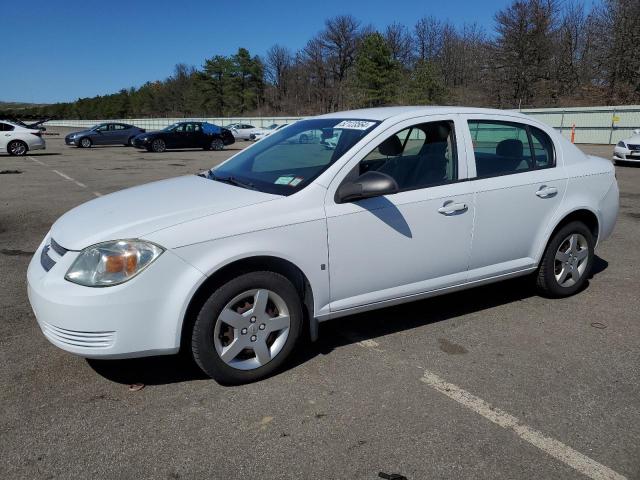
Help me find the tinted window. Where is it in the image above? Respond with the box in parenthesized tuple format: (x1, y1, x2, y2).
(113, 124, 126, 130)
(468, 120, 555, 177)
(529, 126, 554, 168)
(95, 124, 109, 132)
(0, 123, 15, 131)
(359, 121, 458, 191)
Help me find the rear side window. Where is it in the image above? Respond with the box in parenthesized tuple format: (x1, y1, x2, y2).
(468, 120, 555, 177)
(0, 123, 15, 132)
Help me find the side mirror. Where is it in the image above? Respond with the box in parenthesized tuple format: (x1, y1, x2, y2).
(634, 129, 640, 135)
(336, 171, 399, 203)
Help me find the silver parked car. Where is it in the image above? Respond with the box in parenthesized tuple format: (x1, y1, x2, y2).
(65, 123, 146, 148)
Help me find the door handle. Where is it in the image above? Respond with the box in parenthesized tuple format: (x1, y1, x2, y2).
(438, 201, 468, 215)
(536, 185, 558, 198)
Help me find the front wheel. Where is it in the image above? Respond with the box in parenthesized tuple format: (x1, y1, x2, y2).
(79, 137, 92, 148)
(536, 221, 594, 297)
(191, 271, 303, 384)
(150, 138, 166, 153)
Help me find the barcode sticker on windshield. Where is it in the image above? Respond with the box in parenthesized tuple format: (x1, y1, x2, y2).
(334, 120, 376, 130)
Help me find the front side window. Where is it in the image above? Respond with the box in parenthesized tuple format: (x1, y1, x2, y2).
(358, 120, 458, 191)
(94, 124, 109, 132)
(210, 118, 379, 195)
(468, 120, 555, 177)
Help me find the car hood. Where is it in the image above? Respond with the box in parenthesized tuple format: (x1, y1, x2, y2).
(623, 135, 640, 145)
(50, 175, 279, 250)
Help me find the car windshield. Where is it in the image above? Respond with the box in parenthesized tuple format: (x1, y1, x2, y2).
(208, 118, 379, 195)
(163, 123, 179, 132)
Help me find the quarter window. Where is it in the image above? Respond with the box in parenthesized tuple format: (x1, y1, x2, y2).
(359, 121, 458, 191)
(468, 120, 555, 177)
(0, 123, 15, 131)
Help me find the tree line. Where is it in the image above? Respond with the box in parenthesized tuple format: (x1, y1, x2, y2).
(5, 0, 639, 120)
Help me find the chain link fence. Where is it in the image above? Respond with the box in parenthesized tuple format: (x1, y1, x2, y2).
(42, 106, 640, 144)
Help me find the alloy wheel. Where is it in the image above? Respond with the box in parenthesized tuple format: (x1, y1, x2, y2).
(554, 233, 589, 287)
(9, 142, 27, 155)
(211, 139, 224, 151)
(213, 289, 291, 370)
(152, 139, 166, 152)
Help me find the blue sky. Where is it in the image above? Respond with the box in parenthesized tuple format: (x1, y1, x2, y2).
(2, 0, 517, 103)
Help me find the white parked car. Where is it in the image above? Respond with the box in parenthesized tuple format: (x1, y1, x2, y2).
(227, 123, 258, 140)
(0, 120, 46, 156)
(613, 129, 640, 164)
(28, 107, 618, 384)
(251, 124, 288, 141)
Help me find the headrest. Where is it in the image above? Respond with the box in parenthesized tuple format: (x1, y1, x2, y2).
(378, 135, 403, 157)
(496, 139, 523, 158)
(424, 123, 451, 143)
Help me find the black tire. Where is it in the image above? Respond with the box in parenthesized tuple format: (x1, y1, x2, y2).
(7, 140, 28, 156)
(191, 271, 303, 384)
(150, 138, 166, 153)
(208, 138, 224, 151)
(536, 221, 594, 298)
(126, 136, 135, 147)
(79, 137, 92, 148)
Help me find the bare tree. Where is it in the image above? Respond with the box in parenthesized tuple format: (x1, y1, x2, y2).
(384, 22, 413, 67)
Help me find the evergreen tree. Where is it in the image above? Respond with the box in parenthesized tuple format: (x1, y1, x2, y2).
(352, 33, 400, 107)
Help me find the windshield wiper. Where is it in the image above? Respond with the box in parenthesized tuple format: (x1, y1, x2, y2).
(205, 172, 258, 191)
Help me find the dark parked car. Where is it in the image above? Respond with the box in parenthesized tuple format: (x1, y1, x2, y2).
(132, 122, 235, 152)
(65, 123, 146, 148)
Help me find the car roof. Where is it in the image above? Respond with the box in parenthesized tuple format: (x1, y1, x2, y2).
(316, 106, 532, 122)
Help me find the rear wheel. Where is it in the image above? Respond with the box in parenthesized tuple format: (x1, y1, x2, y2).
(79, 137, 92, 148)
(191, 271, 303, 384)
(7, 140, 28, 156)
(536, 221, 594, 297)
(126, 136, 135, 146)
(151, 138, 166, 153)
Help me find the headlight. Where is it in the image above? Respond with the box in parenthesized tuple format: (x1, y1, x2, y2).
(617, 141, 626, 148)
(65, 240, 164, 287)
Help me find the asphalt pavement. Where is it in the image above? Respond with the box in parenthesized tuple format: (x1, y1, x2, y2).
(0, 129, 638, 479)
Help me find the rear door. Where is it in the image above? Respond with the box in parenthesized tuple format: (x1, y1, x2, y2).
(461, 115, 567, 280)
(112, 124, 129, 144)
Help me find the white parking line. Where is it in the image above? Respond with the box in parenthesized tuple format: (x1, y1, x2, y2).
(420, 370, 627, 480)
(28, 156, 48, 167)
(29, 156, 101, 197)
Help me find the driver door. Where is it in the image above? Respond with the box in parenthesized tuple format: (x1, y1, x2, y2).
(325, 116, 475, 312)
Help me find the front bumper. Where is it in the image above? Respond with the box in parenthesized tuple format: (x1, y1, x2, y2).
(613, 147, 640, 162)
(65, 137, 79, 146)
(27, 235, 205, 359)
(132, 138, 151, 149)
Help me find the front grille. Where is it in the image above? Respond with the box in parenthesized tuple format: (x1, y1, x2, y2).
(40, 237, 68, 272)
(41, 321, 115, 348)
(627, 143, 640, 150)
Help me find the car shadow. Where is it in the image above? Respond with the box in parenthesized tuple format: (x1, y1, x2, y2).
(27, 152, 62, 156)
(88, 255, 608, 386)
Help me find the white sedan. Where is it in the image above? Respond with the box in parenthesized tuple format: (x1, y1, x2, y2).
(251, 124, 288, 141)
(613, 129, 640, 164)
(226, 123, 258, 140)
(0, 120, 46, 156)
(27, 107, 618, 384)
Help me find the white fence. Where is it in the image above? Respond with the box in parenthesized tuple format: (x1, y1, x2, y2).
(43, 105, 640, 144)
